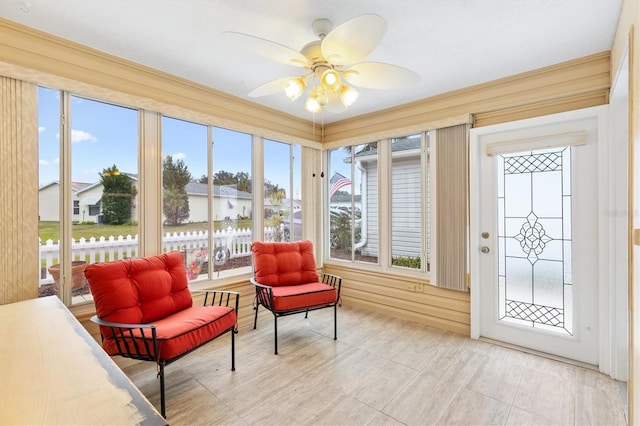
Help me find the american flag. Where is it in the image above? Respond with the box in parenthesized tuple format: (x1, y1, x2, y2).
(329, 172, 351, 197)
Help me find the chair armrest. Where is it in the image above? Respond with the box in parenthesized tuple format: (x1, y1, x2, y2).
(250, 278, 275, 311)
(91, 315, 156, 331)
(322, 273, 343, 299)
(193, 290, 240, 316)
(249, 278, 272, 290)
(90, 315, 158, 362)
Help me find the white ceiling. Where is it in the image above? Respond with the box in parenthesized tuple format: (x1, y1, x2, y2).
(0, 0, 622, 124)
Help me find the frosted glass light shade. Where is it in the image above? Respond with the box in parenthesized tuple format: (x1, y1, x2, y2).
(339, 85, 359, 107)
(320, 69, 341, 92)
(283, 78, 305, 101)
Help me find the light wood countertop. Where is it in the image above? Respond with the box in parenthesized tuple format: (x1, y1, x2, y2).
(0, 296, 166, 425)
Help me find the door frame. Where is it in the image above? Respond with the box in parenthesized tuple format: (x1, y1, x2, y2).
(470, 106, 620, 375)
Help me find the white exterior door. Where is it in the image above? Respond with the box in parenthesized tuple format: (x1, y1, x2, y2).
(470, 108, 604, 365)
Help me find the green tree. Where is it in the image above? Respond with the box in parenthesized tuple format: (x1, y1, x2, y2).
(163, 155, 191, 225)
(100, 165, 137, 225)
(267, 184, 287, 241)
(212, 170, 252, 193)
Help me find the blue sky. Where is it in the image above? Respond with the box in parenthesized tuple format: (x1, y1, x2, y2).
(38, 86, 301, 198)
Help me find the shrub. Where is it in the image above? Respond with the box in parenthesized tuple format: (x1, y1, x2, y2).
(392, 256, 421, 269)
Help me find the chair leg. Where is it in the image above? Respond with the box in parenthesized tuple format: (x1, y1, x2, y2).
(274, 315, 278, 355)
(231, 327, 236, 371)
(304, 308, 309, 319)
(158, 362, 166, 418)
(253, 302, 259, 329)
(334, 304, 337, 340)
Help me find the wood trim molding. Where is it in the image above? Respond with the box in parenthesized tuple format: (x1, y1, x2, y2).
(473, 91, 609, 127)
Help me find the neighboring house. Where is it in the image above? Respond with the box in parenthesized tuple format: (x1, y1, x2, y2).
(40, 178, 256, 225)
(184, 181, 252, 223)
(265, 198, 302, 215)
(38, 181, 92, 222)
(329, 193, 361, 213)
(282, 198, 302, 213)
(39, 174, 140, 223)
(76, 173, 139, 223)
(354, 138, 422, 259)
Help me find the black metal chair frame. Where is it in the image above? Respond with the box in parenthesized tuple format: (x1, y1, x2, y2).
(250, 273, 342, 354)
(91, 290, 239, 418)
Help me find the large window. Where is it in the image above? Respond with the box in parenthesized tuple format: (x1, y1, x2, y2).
(38, 87, 61, 298)
(328, 143, 378, 264)
(35, 84, 311, 305)
(161, 117, 208, 282)
(38, 88, 139, 304)
(212, 127, 253, 275)
(390, 134, 423, 271)
(264, 139, 302, 242)
(327, 134, 432, 274)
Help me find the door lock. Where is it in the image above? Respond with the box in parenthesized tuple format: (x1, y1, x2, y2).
(481, 232, 490, 239)
(480, 246, 490, 254)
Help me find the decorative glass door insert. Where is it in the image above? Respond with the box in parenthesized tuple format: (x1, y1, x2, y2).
(496, 147, 573, 336)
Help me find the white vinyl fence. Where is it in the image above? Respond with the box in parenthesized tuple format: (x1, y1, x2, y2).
(39, 226, 281, 285)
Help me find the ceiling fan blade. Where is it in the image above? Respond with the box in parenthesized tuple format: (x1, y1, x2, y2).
(321, 14, 386, 65)
(248, 77, 296, 98)
(222, 31, 308, 67)
(343, 62, 421, 89)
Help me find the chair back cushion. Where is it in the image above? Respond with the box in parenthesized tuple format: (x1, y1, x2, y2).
(85, 252, 193, 328)
(252, 240, 319, 287)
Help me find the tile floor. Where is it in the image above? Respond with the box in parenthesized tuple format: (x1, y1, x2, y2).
(124, 305, 628, 425)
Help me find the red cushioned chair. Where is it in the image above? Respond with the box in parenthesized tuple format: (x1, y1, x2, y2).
(251, 240, 342, 354)
(85, 251, 239, 418)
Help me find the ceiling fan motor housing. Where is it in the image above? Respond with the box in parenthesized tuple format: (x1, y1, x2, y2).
(301, 40, 333, 77)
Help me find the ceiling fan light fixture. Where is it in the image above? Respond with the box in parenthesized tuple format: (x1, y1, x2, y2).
(230, 14, 420, 116)
(283, 77, 305, 101)
(339, 85, 359, 107)
(311, 86, 329, 106)
(305, 95, 322, 113)
(320, 69, 341, 92)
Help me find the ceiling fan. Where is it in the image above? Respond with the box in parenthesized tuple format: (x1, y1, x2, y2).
(222, 14, 421, 114)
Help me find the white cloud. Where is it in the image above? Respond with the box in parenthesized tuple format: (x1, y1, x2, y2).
(39, 159, 49, 166)
(163, 152, 187, 161)
(38, 126, 46, 133)
(53, 157, 60, 165)
(71, 129, 97, 144)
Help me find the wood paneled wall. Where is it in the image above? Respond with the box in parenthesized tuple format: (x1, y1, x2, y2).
(324, 52, 610, 143)
(323, 264, 470, 335)
(0, 77, 39, 304)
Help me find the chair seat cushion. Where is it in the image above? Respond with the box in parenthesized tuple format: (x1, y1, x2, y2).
(271, 282, 337, 312)
(103, 305, 236, 362)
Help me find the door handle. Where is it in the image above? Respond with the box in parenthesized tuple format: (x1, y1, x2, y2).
(481, 246, 490, 254)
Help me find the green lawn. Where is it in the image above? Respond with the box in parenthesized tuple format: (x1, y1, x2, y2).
(39, 220, 253, 242)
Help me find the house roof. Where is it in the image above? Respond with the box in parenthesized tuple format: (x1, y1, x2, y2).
(330, 194, 361, 203)
(353, 137, 421, 161)
(185, 181, 252, 199)
(76, 172, 139, 195)
(39, 181, 93, 194)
